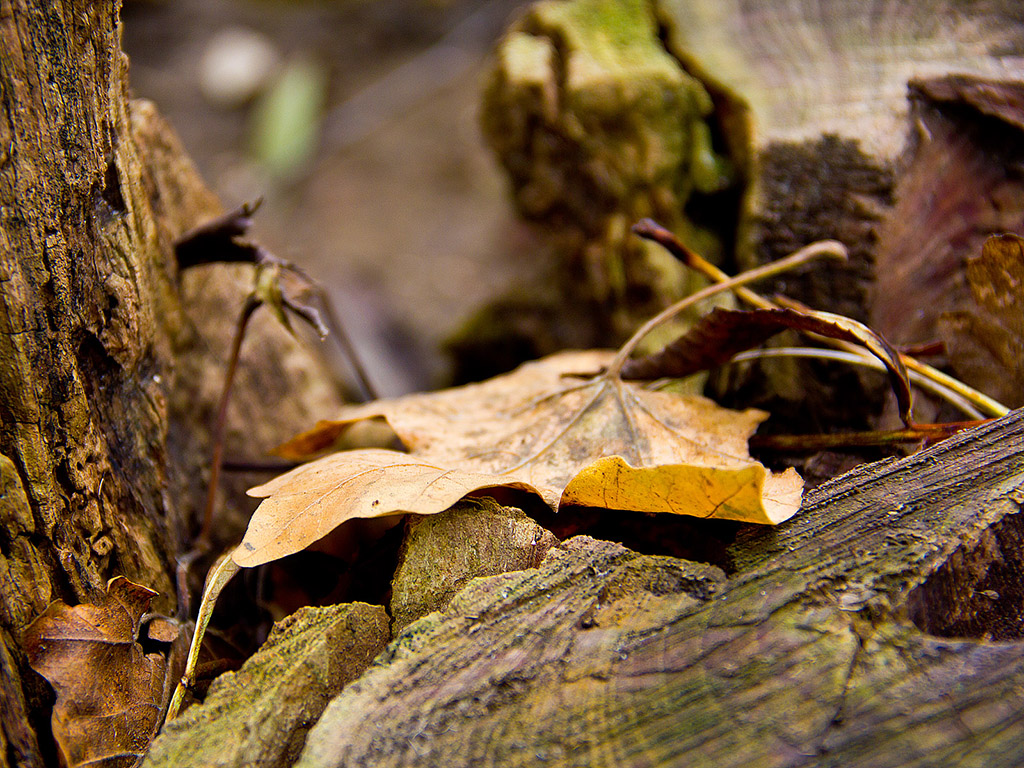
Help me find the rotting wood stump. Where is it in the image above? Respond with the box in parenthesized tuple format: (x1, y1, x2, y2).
(290, 409, 1024, 768)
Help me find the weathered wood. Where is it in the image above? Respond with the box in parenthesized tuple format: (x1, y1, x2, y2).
(143, 602, 390, 768)
(468, 0, 735, 374)
(0, 2, 347, 763)
(0, 5, 201, 763)
(390, 498, 558, 631)
(660, 0, 1024, 315)
(293, 409, 1024, 767)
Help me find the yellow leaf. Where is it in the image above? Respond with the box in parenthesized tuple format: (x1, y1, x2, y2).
(237, 350, 802, 568)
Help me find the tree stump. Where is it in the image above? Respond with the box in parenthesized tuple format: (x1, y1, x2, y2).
(475, 0, 1024, 426)
(0, 3, 345, 764)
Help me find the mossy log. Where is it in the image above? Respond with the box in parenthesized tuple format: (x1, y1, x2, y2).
(143, 602, 390, 768)
(294, 409, 1024, 767)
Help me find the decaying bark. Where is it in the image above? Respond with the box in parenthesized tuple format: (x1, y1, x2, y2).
(872, 77, 1024, 358)
(0, 5, 199, 764)
(292, 409, 1024, 768)
(0, 2, 345, 764)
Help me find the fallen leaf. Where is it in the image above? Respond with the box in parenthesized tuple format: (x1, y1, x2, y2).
(619, 306, 914, 423)
(22, 577, 182, 768)
(238, 350, 802, 567)
(939, 233, 1024, 408)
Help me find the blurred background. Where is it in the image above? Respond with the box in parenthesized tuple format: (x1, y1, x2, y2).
(123, 0, 544, 396)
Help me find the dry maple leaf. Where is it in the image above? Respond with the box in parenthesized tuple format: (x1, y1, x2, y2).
(237, 350, 802, 567)
(22, 577, 181, 768)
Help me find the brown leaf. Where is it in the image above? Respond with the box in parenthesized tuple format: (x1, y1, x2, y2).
(23, 577, 180, 768)
(619, 306, 914, 424)
(939, 233, 1024, 408)
(238, 350, 802, 567)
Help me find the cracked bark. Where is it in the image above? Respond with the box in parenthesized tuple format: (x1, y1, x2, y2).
(0, 3, 345, 764)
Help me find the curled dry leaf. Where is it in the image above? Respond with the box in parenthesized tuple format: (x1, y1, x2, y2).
(237, 350, 802, 568)
(939, 233, 1024, 408)
(620, 306, 914, 424)
(22, 577, 183, 768)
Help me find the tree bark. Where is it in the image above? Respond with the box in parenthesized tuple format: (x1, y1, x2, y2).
(0, 4, 201, 763)
(0, 3, 346, 764)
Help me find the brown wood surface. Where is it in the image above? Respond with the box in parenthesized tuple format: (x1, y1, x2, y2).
(662, 0, 1024, 316)
(0, 3, 346, 764)
(0, 4, 204, 764)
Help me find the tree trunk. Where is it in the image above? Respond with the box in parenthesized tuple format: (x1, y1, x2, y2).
(1, 3, 202, 763)
(0, 3, 346, 765)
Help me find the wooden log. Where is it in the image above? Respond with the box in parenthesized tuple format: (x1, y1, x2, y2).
(142, 602, 390, 768)
(659, 0, 1024, 318)
(294, 409, 1024, 767)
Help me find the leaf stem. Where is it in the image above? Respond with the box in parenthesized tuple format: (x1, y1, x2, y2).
(313, 284, 378, 402)
(749, 420, 989, 452)
(730, 347, 985, 419)
(606, 238, 847, 378)
(633, 219, 1010, 419)
(165, 553, 241, 722)
(196, 295, 261, 551)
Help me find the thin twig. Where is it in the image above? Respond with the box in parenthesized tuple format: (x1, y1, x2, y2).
(750, 421, 988, 452)
(165, 553, 241, 722)
(730, 347, 985, 419)
(312, 284, 378, 402)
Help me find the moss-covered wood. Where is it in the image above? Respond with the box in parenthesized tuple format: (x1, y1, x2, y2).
(389, 498, 559, 631)
(473, 0, 1024, 426)
(293, 410, 1024, 767)
(143, 602, 390, 768)
(462, 0, 735, 376)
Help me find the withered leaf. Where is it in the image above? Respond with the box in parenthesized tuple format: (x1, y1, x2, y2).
(23, 577, 176, 768)
(939, 233, 1024, 408)
(619, 306, 914, 423)
(238, 350, 802, 567)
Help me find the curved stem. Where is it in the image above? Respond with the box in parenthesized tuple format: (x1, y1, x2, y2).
(635, 219, 1010, 419)
(197, 295, 261, 550)
(606, 239, 847, 378)
(730, 347, 985, 419)
(165, 553, 241, 722)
